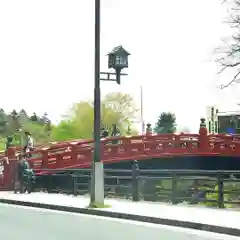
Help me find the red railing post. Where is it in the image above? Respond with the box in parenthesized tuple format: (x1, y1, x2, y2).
(199, 118, 209, 152)
(41, 149, 49, 169)
(3, 146, 17, 190)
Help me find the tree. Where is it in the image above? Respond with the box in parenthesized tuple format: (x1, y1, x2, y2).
(101, 92, 139, 135)
(7, 109, 21, 134)
(52, 120, 81, 141)
(10, 109, 18, 118)
(154, 112, 177, 134)
(0, 108, 53, 149)
(0, 109, 7, 135)
(216, 0, 240, 88)
(39, 112, 50, 125)
(44, 120, 52, 135)
(19, 109, 28, 120)
(29, 112, 39, 122)
(102, 92, 138, 124)
(53, 92, 139, 140)
(68, 101, 94, 139)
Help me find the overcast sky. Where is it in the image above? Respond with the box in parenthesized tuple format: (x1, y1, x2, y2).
(0, 0, 239, 132)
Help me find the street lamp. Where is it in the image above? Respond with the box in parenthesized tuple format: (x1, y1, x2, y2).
(99, 46, 130, 83)
(92, 0, 130, 206)
(106, 46, 130, 84)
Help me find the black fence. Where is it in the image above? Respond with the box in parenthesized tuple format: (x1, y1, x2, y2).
(33, 164, 240, 209)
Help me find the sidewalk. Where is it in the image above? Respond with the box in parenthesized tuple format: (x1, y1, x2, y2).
(0, 192, 239, 235)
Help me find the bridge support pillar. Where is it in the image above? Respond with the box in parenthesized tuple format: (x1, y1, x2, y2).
(91, 162, 104, 206)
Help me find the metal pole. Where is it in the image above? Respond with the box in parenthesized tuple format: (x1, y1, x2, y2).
(140, 86, 145, 134)
(91, 0, 104, 205)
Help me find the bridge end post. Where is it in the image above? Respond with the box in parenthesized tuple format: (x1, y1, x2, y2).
(199, 118, 209, 152)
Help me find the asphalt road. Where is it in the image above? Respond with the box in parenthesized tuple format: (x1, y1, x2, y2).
(0, 203, 238, 240)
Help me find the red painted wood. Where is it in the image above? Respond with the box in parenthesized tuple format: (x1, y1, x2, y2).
(2, 124, 240, 189)
(21, 133, 240, 175)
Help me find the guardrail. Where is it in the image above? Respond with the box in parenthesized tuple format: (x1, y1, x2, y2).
(33, 164, 240, 209)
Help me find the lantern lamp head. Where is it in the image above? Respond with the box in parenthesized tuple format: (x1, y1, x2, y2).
(108, 45, 130, 71)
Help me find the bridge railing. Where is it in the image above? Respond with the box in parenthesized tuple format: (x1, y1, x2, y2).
(3, 133, 203, 173)
(33, 167, 240, 209)
(26, 132, 240, 171)
(3, 117, 240, 189)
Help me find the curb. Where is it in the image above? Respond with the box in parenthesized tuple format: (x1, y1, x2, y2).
(0, 198, 239, 236)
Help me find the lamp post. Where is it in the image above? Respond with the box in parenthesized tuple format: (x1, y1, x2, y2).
(92, 0, 130, 206)
(140, 85, 145, 134)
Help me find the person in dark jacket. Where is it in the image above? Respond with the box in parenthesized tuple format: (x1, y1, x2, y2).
(111, 124, 120, 144)
(100, 128, 109, 139)
(14, 153, 30, 193)
(111, 124, 120, 137)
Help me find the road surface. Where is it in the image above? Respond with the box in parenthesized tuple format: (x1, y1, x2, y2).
(0, 203, 238, 240)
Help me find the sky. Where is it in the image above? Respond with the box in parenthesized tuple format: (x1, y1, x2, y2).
(0, 0, 239, 132)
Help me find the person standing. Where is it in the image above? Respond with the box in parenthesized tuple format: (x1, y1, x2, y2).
(111, 124, 120, 144)
(100, 128, 109, 139)
(14, 154, 25, 193)
(111, 124, 120, 137)
(23, 131, 34, 156)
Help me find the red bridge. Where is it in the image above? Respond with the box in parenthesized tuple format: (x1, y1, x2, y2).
(1, 119, 240, 190)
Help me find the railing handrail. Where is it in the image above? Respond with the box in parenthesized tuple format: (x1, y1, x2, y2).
(30, 166, 240, 209)
(33, 168, 240, 175)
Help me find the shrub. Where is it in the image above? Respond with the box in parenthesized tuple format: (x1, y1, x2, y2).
(204, 185, 232, 208)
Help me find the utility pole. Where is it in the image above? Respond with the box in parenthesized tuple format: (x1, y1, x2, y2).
(140, 85, 145, 134)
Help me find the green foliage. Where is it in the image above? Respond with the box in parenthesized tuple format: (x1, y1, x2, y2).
(0, 92, 139, 150)
(88, 203, 112, 208)
(29, 112, 38, 122)
(202, 181, 240, 208)
(0, 109, 7, 134)
(53, 92, 139, 140)
(23, 121, 52, 144)
(154, 112, 176, 134)
(0, 109, 52, 150)
(203, 185, 232, 208)
(51, 120, 80, 141)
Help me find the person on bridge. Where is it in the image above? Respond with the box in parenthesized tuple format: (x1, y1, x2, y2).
(23, 131, 34, 156)
(100, 128, 109, 139)
(111, 124, 120, 144)
(111, 124, 120, 137)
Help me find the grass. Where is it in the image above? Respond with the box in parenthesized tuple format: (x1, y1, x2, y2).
(87, 202, 112, 209)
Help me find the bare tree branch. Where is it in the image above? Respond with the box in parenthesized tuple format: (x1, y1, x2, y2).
(220, 69, 240, 88)
(216, 0, 240, 87)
